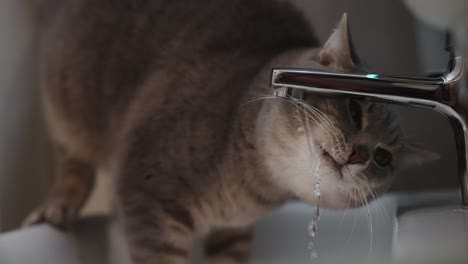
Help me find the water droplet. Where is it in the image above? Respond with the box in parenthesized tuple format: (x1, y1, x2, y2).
(314, 190, 321, 198)
(310, 250, 318, 261)
(307, 222, 316, 237)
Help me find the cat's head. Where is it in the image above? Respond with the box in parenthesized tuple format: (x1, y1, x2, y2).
(259, 14, 439, 208)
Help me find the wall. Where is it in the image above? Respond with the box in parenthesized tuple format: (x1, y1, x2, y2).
(0, 0, 53, 231)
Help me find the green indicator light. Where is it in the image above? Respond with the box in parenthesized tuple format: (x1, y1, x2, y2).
(366, 74, 379, 79)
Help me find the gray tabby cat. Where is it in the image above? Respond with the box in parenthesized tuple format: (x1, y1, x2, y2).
(24, 1, 437, 263)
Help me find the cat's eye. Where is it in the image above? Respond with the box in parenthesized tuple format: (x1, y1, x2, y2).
(348, 99, 362, 129)
(374, 147, 392, 167)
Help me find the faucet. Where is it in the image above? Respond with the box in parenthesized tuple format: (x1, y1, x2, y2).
(271, 56, 468, 209)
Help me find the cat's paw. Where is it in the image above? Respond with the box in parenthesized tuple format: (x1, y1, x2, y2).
(22, 195, 81, 229)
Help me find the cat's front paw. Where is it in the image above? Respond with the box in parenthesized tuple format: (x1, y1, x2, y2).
(22, 194, 82, 229)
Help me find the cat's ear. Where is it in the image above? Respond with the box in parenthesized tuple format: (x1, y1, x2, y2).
(318, 13, 360, 70)
(398, 144, 440, 168)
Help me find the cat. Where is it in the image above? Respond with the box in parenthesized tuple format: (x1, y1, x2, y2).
(24, 1, 438, 263)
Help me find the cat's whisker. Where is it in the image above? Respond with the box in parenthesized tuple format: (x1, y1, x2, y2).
(243, 95, 337, 143)
(301, 105, 343, 144)
(241, 95, 286, 106)
(289, 99, 334, 140)
(361, 179, 378, 200)
(362, 181, 393, 230)
(338, 190, 353, 227)
(294, 102, 336, 142)
(343, 189, 359, 248)
(296, 100, 335, 128)
(295, 107, 333, 142)
(309, 109, 336, 133)
(242, 95, 338, 146)
(296, 101, 348, 148)
(358, 188, 374, 262)
(301, 111, 334, 141)
(296, 101, 337, 132)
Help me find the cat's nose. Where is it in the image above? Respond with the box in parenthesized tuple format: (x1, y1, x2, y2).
(347, 145, 369, 164)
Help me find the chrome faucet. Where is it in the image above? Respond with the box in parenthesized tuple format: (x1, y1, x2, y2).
(271, 57, 468, 209)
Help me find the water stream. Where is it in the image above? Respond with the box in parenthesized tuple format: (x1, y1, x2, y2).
(307, 156, 321, 262)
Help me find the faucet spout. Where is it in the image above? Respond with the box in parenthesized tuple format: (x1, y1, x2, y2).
(271, 57, 468, 209)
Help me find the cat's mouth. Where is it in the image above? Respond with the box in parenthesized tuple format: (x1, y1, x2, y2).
(318, 144, 343, 178)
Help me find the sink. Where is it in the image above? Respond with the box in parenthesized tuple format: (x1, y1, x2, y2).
(250, 196, 396, 264)
(251, 191, 465, 264)
(0, 191, 465, 264)
(393, 206, 468, 264)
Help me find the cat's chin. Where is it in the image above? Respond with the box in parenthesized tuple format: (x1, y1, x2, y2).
(315, 174, 385, 209)
(319, 188, 376, 209)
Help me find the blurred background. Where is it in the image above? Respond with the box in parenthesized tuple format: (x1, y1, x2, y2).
(0, 0, 467, 233)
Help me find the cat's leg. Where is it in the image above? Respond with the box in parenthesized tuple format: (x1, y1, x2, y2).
(120, 200, 195, 264)
(23, 148, 95, 228)
(204, 226, 254, 264)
